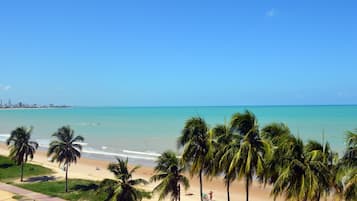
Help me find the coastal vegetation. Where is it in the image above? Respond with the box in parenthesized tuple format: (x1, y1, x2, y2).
(0, 110, 356, 201)
(0, 155, 52, 181)
(150, 150, 190, 201)
(178, 117, 214, 201)
(98, 157, 151, 201)
(47, 126, 84, 192)
(17, 179, 106, 201)
(6, 126, 39, 182)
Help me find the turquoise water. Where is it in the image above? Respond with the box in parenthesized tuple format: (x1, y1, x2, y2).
(0, 106, 356, 162)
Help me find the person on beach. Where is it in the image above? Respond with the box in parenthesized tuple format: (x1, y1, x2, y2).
(209, 191, 213, 201)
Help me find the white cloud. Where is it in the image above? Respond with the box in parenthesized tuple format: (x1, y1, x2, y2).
(0, 84, 11, 91)
(266, 8, 276, 17)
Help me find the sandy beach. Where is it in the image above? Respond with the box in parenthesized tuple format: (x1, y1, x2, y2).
(0, 143, 284, 201)
(0, 189, 16, 201)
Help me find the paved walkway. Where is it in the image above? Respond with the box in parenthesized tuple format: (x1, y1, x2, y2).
(0, 182, 65, 201)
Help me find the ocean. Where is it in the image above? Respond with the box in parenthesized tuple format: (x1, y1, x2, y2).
(0, 106, 356, 165)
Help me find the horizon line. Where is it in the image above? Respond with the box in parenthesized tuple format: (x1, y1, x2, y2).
(71, 103, 357, 108)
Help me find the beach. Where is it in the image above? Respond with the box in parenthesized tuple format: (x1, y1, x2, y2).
(0, 143, 281, 201)
(0, 106, 350, 201)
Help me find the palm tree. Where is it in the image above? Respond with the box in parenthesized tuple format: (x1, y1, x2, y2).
(228, 111, 271, 201)
(6, 126, 38, 182)
(47, 126, 84, 192)
(271, 135, 329, 201)
(340, 130, 357, 201)
(343, 168, 357, 201)
(260, 123, 291, 186)
(261, 123, 291, 145)
(98, 158, 150, 201)
(213, 124, 241, 201)
(150, 151, 189, 201)
(305, 140, 336, 200)
(342, 130, 357, 167)
(177, 117, 213, 201)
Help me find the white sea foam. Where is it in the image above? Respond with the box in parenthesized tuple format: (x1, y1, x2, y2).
(0, 134, 157, 161)
(123, 150, 161, 157)
(82, 148, 157, 161)
(0, 134, 10, 142)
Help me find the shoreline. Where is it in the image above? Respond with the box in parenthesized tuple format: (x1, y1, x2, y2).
(0, 143, 283, 201)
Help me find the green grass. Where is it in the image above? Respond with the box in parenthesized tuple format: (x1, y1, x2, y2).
(0, 155, 53, 181)
(17, 179, 108, 201)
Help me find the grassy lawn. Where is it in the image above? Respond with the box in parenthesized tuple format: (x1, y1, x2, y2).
(0, 155, 53, 181)
(17, 179, 108, 201)
(0, 155, 109, 200)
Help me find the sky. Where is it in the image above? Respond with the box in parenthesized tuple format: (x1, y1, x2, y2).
(0, 0, 356, 106)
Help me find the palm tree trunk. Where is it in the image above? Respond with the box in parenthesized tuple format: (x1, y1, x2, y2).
(227, 180, 230, 201)
(199, 168, 203, 201)
(20, 163, 24, 182)
(65, 163, 69, 192)
(178, 184, 180, 201)
(317, 191, 321, 201)
(245, 177, 249, 201)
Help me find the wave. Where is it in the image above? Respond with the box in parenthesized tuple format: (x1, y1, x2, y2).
(35, 139, 88, 148)
(82, 148, 157, 161)
(122, 150, 161, 157)
(0, 134, 10, 142)
(0, 135, 158, 161)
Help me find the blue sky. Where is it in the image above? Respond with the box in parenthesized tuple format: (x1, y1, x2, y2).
(0, 0, 356, 106)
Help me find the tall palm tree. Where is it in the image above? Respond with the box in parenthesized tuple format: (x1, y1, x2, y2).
(271, 135, 329, 201)
(177, 117, 213, 201)
(150, 151, 189, 201)
(47, 126, 84, 192)
(228, 111, 271, 201)
(99, 158, 150, 201)
(213, 124, 241, 201)
(6, 126, 38, 182)
(305, 140, 336, 201)
(260, 123, 291, 186)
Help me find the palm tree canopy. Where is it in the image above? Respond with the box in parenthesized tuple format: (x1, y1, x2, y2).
(343, 130, 357, 167)
(271, 135, 330, 201)
(228, 128, 270, 180)
(99, 157, 150, 201)
(214, 125, 241, 184)
(150, 151, 189, 201)
(178, 117, 208, 147)
(47, 126, 84, 166)
(6, 126, 38, 165)
(228, 111, 271, 176)
(177, 117, 213, 175)
(230, 110, 257, 135)
(343, 168, 357, 201)
(261, 123, 291, 145)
